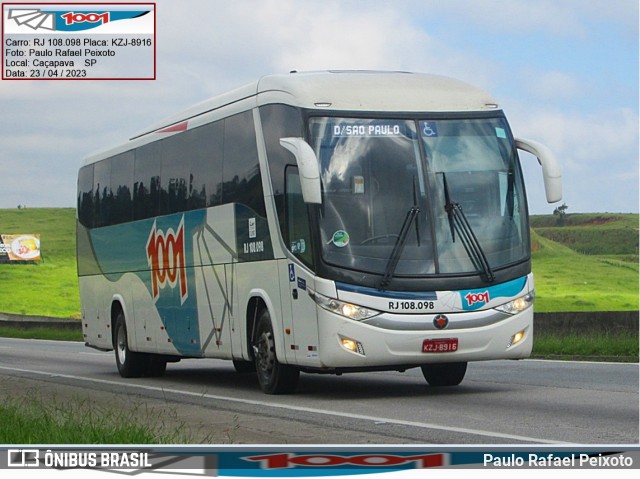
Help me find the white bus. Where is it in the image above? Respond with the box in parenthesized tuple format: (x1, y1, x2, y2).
(77, 71, 562, 394)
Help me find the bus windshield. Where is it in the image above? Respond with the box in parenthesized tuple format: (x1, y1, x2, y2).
(308, 116, 529, 281)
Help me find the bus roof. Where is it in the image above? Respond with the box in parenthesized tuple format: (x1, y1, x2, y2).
(138, 70, 500, 137)
(84, 71, 500, 165)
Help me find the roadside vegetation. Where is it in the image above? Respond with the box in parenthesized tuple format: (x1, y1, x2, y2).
(0, 208, 78, 318)
(532, 331, 637, 361)
(0, 386, 196, 444)
(530, 213, 638, 312)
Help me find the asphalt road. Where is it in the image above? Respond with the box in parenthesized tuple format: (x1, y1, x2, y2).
(0, 337, 637, 445)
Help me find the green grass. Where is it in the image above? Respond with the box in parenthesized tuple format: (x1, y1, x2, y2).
(0, 208, 79, 318)
(0, 208, 638, 316)
(531, 213, 639, 256)
(530, 213, 639, 312)
(532, 332, 638, 361)
(531, 230, 639, 312)
(0, 394, 190, 444)
(0, 326, 82, 341)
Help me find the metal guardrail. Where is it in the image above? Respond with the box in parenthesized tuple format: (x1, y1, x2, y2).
(0, 312, 82, 330)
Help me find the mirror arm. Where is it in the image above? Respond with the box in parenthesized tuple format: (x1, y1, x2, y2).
(280, 137, 322, 204)
(516, 138, 562, 203)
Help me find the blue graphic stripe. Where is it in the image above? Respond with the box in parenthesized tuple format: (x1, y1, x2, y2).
(459, 276, 527, 311)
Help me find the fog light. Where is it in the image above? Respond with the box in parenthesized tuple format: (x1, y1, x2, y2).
(508, 329, 527, 348)
(340, 336, 365, 355)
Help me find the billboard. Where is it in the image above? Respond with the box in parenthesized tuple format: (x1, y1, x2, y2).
(0, 234, 41, 262)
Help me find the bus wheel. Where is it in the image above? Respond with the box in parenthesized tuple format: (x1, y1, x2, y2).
(421, 362, 467, 387)
(114, 311, 145, 378)
(253, 309, 299, 394)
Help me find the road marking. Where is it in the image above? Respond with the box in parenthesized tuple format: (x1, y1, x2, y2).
(0, 364, 562, 444)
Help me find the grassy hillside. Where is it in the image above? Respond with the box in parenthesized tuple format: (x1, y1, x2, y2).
(0, 208, 79, 318)
(530, 213, 638, 312)
(530, 213, 638, 256)
(0, 208, 638, 317)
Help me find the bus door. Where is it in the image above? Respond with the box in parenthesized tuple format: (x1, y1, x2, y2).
(282, 168, 320, 366)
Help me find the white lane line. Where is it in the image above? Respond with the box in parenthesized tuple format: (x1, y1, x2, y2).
(0, 365, 562, 444)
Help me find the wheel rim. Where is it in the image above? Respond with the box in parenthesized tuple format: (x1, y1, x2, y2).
(256, 330, 275, 378)
(116, 324, 127, 365)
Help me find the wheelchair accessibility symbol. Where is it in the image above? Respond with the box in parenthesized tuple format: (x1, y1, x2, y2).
(422, 121, 438, 137)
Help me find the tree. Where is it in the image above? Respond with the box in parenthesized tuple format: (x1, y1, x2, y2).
(553, 203, 568, 225)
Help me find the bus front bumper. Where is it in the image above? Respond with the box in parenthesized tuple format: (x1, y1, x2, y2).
(313, 306, 533, 370)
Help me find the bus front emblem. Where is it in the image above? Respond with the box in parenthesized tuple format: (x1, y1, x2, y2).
(433, 314, 449, 330)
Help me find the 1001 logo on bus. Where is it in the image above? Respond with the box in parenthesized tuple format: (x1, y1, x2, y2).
(146, 217, 188, 304)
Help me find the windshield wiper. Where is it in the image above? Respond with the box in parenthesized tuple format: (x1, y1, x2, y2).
(378, 179, 422, 290)
(379, 205, 420, 290)
(441, 173, 495, 283)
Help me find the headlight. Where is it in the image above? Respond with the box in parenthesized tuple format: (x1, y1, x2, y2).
(309, 290, 381, 321)
(495, 292, 534, 314)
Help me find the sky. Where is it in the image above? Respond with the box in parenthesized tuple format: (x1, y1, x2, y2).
(0, 0, 638, 215)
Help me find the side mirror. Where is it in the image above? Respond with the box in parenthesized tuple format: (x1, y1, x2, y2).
(280, 138, 322, 204)
(516, 138, 562, 203)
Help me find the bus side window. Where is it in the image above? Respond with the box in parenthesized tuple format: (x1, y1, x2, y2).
(285, 166, 313, 268)
(134, 142, 162, 221)
(77, 164, 94, 227)
(93, 159, 111, 227)
(110, 151, 134, 224)
(223, 111, 266, 217)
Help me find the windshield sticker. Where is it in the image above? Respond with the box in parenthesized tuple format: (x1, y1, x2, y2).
(291, 239, 306, 254)
(495, 127, 507, 139)
(330, 230, 350, 248)
(421, 121, 438, 137)
(333, 123, 404, 137)
(352, 175, 365, 194)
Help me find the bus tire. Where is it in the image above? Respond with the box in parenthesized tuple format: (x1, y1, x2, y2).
(114, 310, 146, 378)
(421, 362, 467, 387)
(253, 309, 299, 394)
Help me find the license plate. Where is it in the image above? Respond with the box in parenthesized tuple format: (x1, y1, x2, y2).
(422, 338, 458, 353)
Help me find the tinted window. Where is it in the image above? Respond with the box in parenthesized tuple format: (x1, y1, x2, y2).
(77, 165, 94, 227)
(161, 134, 188, 215)
(110, 151, 134, 224)
(286, 167, 313, 267)
(134, 141, 161, 220)
(259, 104, 303, 234)
(222, 110, 265, 216)
(84, 110, 268, 226)
(93, 159, 111, 227)
(188, 121, 224, 209)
